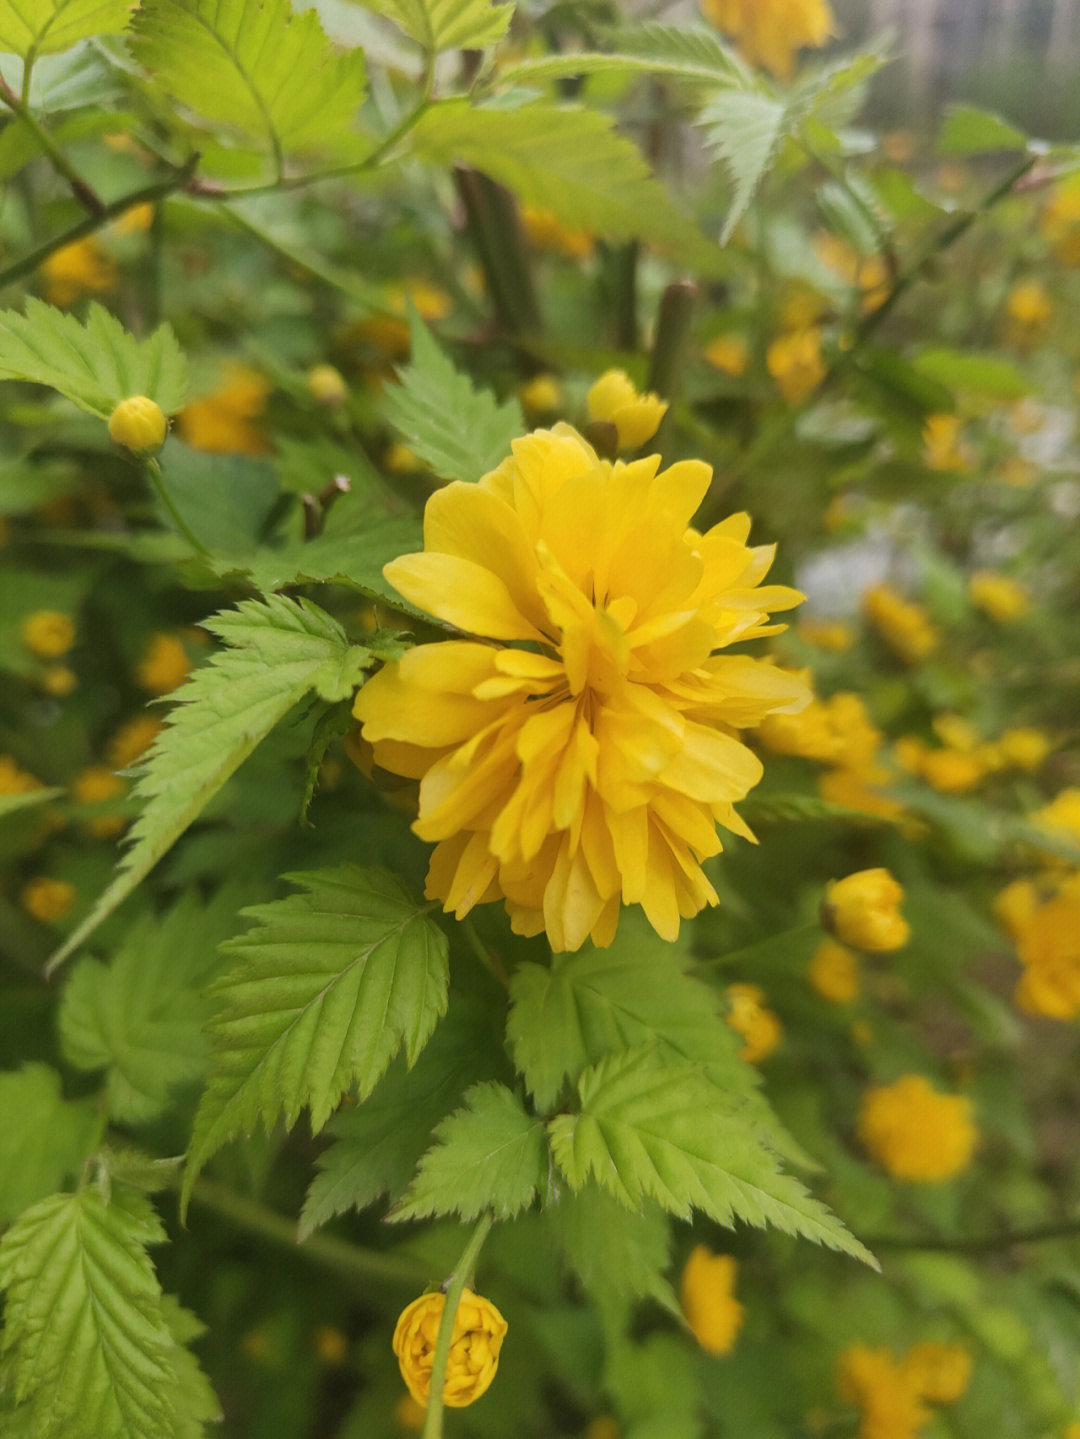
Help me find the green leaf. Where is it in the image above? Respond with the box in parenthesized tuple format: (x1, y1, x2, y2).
(911, 346, 1030, 400)
(382, 316, 524, 484)
(409, 100, 720, 270)
(507, 916, 753, 1113)
(183, 864, 449, 1213)
(0, 0, 135, 60)
(698, 89, 788, 243)
(58, 888, 249, 1125)
(548, 1047, 876, 1265)
(547, 1183, 674, 1307)
(0, 786, 64, 821)
(159, 1299, 222, 1439)
(367, 0, 513, 53)
(936, 103, 1027, 156)
(132, 0, 367, 162)
(499, 22, 743, 87)
(47, 595, 369, 973)
(299, 996, 505, 1237)
(0, 301, 187, 420)
(0, 1065, 103, 1224)
(0, 1186, 184, 1439)
(390, 1082, 549, 1222)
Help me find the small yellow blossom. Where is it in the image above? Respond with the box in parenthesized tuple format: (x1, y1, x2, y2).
(796, 617, 854, 652)
(175, 364, 272, 455)
(392, 1393, 426, 1429)
(1012, 891, 1080, 1019)
(0, 755, 42, 795)
(355, 424, 808, 950)
(902, 1343, 972, 1405)
(20, 876, 76, 923)
(725, 982, 782, 1062)
(40, 237, 117, 307)
(1041, 179, 1080, 266)
(109, 396, 169, 454)
(313, 1325, 349, 1365)
(817, 763, 907, 824)
(892, 735, 928, 774)
(997, 727, 1050, 771)
(679, 1246, 744, 1355)
(760, 690, 880, 767)
(1005, 280, 1053, 348)
(766, 328, 825, 404)
(519, 204, 594, 259)
(22, 610, 76, 660)
(919, 747, 985, 795)
(1033, 789, 1080, 848)
(519, 374, 563, 418)
(384, 442, 424, 474)
(135, 633, 192, 695)
(703, 334, 749, 377)
(823, 869, 909, 952)
(72, 766, 126, 838)
(392, 1290, 507, 1409)
(112, 201, 155, 235)
(922, 413, 971, 472)
(856, 1075, 976, 1181)
(306, 364, 349, 406)
(862, 586, 939, 664)
(835, 1343, 931, 1439)
(700, 0, 834, 77)
(108, 714, 164, 770)
(586, 371, 668, 450)
(808, 938, 860, 1003)
(968, 571, 1029, 623)
(41, 666, 78, 697)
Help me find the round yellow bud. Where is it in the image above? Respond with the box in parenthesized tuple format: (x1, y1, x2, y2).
(856, 1075, 976, 1181)
(392, 1289, 507, 1410)
(807, 938, 860, 1004)
(823, 868, 910, 952)
(725, 982, 782, 1063)
(586, 369, 668, 449)
(679, 1246, 744, 1355)
(22, 610, 76, 659)
(20, 876, 76, 923)
(108, 395, 168, 453)
(307, 364, 349, 406)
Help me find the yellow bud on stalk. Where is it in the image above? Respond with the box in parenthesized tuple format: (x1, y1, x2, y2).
(108, 395, 168, 454)
(822, 868, 910, 952)
(393, 1289, 507, 1409)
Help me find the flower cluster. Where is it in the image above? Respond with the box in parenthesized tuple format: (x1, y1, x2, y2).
(835, 1340, 972, 1439)
(393, 1290, 507, 1409)
(856, 1074, 976, 1182)
(355, 424, 807, 950)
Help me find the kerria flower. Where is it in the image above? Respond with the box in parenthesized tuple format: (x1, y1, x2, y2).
(354, 423, 808, 951)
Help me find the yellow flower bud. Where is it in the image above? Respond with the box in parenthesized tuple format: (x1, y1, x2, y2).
(307, 364, 349, 406)
(679, 1246, 744, 1355)
(41, 665, 78, 697)
(392, 1289, 507, 1409)
(22, 610, 76, 659)
(586, 369, 668, 449)
(822, 868, 909, 952)
(902, 1342, 972, 1404)
(856, 1075, 976, 1181)
(765, 327, 825, 404)
(21, 876, 76, 923)
(108, 396, 168, 454)
(725, 982, 782, 1063)
(135, 632, 191, 695)
(519, 373, 563, 418)
(968, 570, 1029, 623)
(807, 938, 860, 1003)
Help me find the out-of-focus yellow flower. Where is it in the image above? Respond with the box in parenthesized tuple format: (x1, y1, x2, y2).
(919, 747, 985, 795)
(1005, 280, 1053, 348)
(1012, 891, 1080, 1019)
(72, 765, 126, 838)
(725, 982, 782, 1062)
(892, 735, 928, 774)
(882, 130, 915, 164)
(392, 1289, 507, 1409)
(135, 632, 191, 695)
(392, 1393, 426, 1429)
(922, 413, 971, 472)
(585, 1419, 620, 1439)
(586, 370, 668, 451)
(902, 1343, 972, 1405)
(835, 1344, 931, 1439)
(760, 690, 880, 767)
(0, 755, 42, 795)
(993, 877, 1040, 941)
(109, 395, 168, 454)
(313, 1325, 349, 1365)
(355, 424, 808, 950)
(823, 869, 909, 952)
(968, 571, 1029, 623)
(796, 617, 854, 652)
(703, 334, 749, 377)
(112, 201, 156, 235)
(1033, 789, 1080, 848)
(40, 237, 117, 307)
(21, 876, 76, 923)
(766, 328, 825, 403)
(108, 714, 164, 770)
(699, 0, 834, 77)
(519, 374, 563, 418)
(813, 234, 890, 313)
(808, 938, 860, 1003)
(818, 763, 907, 824)
(347, 279, 454, 364)
(1041, 179, 1080, 266)
(856, 1075, 976, 1181)
(22, 610, 76, 660)
(307, 364, 349, 406)
(41, 666, 78, 697)
(519, 204, 594, 259)
(384, 442, 424, 474)
(679, 1246, 744, 1355)
(996, 727, 1051, 771)
(175, 364, 272, 455)
(862, 586, 939, 664)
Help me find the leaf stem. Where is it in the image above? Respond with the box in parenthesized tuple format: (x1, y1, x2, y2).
(0, 69, 105, 214)
(422, 1212, 495, 1439)
(144, 456, 212, 559)
(186, 1175, 432, 1288)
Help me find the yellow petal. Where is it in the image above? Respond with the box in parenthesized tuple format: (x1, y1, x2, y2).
(384, 553, 546, 640)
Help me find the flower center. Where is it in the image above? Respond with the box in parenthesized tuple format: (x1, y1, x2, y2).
(560, 597, 635, 700)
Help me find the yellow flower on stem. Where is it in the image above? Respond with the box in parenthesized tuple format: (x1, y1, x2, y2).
(1012, 891, 1080, 1019)
(823, 869, 909, 952)
(856, 1075, 976, 1181)
(393, 1290, 507, 1409)
(679, 1246, 744, 1355)
(699, 0, 834, 77)
(107, 714, 164, 769)
(835, 1343, 931, 1439)
(725, 982, 782, 1062)
(354, 424, 808, 951)
(586, 370, 668, 450)
(901, 1343, 972, 1405)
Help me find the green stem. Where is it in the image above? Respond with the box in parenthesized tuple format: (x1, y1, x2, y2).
(422, 1213, 495, 1439)
(0, 69, 104, 213)
(865, 1215, 1080, 1255)
(460, 917, 509, 990)
(145, 456, 211, 559)
(187, 1176, 432, 1289)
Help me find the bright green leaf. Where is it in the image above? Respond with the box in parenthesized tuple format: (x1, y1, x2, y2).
(0, 0, 134, 60)
(547, 1183, 674, 1307)
(48, 595, 369, 973)
(936, 103, 1027, 156)
(390, 1082, 549, 1222)
(548, 1047, 876, 1265)
(499, 22, 743, 87)
(0, 300, 187, 420)
(367, 0, 512, 53)
(183, 864, 448, 1213)
(911, 346, 1030, 400)
(0, 1065, 103, 1224)
(0, 786, 64, 821)
(698, 89, 788, 243)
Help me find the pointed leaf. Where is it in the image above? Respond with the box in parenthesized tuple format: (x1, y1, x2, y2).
(367, 0, 512, 53)
(0, 0, 135, 59)
(547, 1183, 674, 1307)
(0, 1065, 103, 1224)
(698, 89, 788, 243)
(183, 864, 448, 1212)
(499, 21, 743, 86)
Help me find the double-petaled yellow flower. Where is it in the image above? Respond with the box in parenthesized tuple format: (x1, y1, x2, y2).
(700, 0, 834, 78)
(679, 1246, 744, 1355)
(354, 424, 807, 950)
(856, 1075, 976, 1182)
(393, 1290, 507, 1408)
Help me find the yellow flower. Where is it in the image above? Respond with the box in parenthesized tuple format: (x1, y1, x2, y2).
(109, 396, 169, 454)
(392, 1393, 426, 1429)
(796, 617, 854, 652)
(835, 1344, 931, 1439)
(993, 877, 1040, 941)
(40, 237, 117, 307)
(760, 690, 880, 767)
(968, 571, 1029, 623)
(817, 764, 906, 823)
(1013, 892, 1080, 1019)
(901, 1343, 972, 1405)
(0, 755, 42, 795)
(996, 727, 1051, 771)
(519, 204, 594, 259)
(135, 633, 191, 695)
(175, 364, 272, 455)
(313, 1325, 349, 1365)
(22, 610, 76, 659)
(1033, 788, 1080, 847)
(808, 938, 860, 1003)
(354, 424, 808, 950)
(856, 1075, 976, 1181)
(703, 334, 749, 377)
(1041, 179, 1080, 266)
(679, 1246, 744, 1355)
(919, 747, 985, 795)
(20, 877, 76, 923)
(766, 328, 825, 403)
(519, 374, 564, 418)
(823, 869, 909, 952)
(725, 982, 782, 1062)
(307, 364, 349, 406)
(700, 0, 834, 77)
(862, 586, 939, 664)
(41, 666, 78, 697)
(1005, 280, 1053, 344)
(585, 370, 668, 450)
(111, 201, 155, 235)
(922, 413, 971, 472)
(392, 1290, 507, 1409)
(72, 765, 126, 838)
(107, 714, 164, 770)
